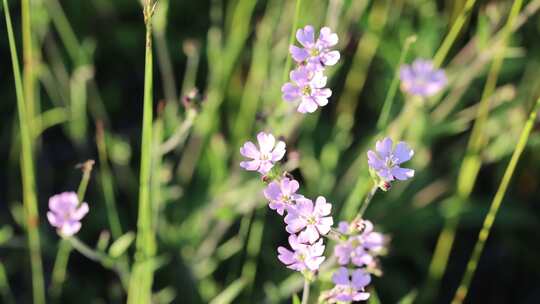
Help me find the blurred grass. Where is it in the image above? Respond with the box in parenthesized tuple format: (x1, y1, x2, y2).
(1, 0, 540, 303)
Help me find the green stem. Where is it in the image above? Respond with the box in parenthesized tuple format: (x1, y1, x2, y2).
(128, 1, 157, 303)
(22, 0, 38, 138)
(376, 35, 416, 131)
(433, 0, 477, 67)
(424, 0, 524, 300)
(282, 0, 302, 83)
(451, 96, 540, 304)
(95, 123, 124, 239)
(301, 278, 310, 304)
(3, 1, 46, 303)
(353, 184, 379, 222)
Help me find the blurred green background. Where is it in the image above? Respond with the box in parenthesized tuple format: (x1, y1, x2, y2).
(1, 0, 540, 303)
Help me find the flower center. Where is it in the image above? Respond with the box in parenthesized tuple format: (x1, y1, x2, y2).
(280, 194, 291, 202)
(309, 47, 320, 57)
(301, 85, 312, 96)
(384, 156, 398, 168)
(260, 153, 270, 161)
(307, 215, 318, 225)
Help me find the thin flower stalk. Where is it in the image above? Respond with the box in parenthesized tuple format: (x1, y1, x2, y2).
(3, 0, 46, 302)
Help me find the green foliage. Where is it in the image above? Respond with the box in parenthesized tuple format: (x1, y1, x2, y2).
(1, 0, 540, 303)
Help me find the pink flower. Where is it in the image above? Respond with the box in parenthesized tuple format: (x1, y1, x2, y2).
(263, 178, 303, 215)
(333, 220, 387, 267)
(47, 192, 89, 236)
(240, 132, 286, 174)
(290, 25, 340, 70)
(277, 234, 325, 271)
(284, 196, 333, 244)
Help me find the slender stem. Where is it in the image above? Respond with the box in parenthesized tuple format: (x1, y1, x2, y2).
(301, 278, 310, 304)
(376, 35, 416, 131)
(451, 96, 540, 304)
(282, 0, 302, 83)
(96, 122, 124, 239)
(68, 237, 103, 262)
(354, 184, 379, 222)
(433, 0, 477, 67)
(128, 1, 157, 303)
(424, 0, 524, 300)
(3, 1, 46, 303)
(22, 0, 38, 138)
(77, 160, 94, 201)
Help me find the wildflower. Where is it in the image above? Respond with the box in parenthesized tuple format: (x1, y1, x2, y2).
(325, 267, 371, 303)
(282, 66, 332, 113)
(240, 132, 286, 174)
(334, 220, 387, 267)
(263, 178, 303, 215)
(285, 196, 333, 244)
(47, 192, 89, 236)
(399, 59, 447, 97)
(277, 234, 325, 271)
(367, 137, 414, 186)
(290, 25, 340, 69)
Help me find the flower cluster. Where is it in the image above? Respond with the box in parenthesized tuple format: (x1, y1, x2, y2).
(240, 132, 334, 274)
(399, 58, 447, 98)
(282, 25, 340, 113)
(268, 181, 334, 273)
(367, 137, 414, 191)
(47, 192, 89, 236)
(321, 220, 387, 303)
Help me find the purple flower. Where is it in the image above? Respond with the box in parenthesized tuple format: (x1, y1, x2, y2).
(284, 196, 333, 243)
(240, 132, 286, 174)
(290, 25, 340, 69)
(263, 178, 303, 215)
(47, 192, 89, 236)
(367, 137, 414, 182)
(399, 59, 447, 97)
(327, 267, 371, 303)
(282, 66, 332, 113)
(334, 240, 373, 267)
(277, 234, 325, 271)
(334, 220, 387, 267)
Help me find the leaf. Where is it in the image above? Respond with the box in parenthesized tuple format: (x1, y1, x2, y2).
(292, 294, 301, 304)
(108, 232, 135, 258)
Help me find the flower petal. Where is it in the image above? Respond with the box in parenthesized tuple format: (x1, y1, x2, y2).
(391, 167, 414, 180)
(296, 25, 315, 47)
(240, 141, 260, 159)
(290, 45, 309, 62)
(394, 142, 414, 164)
(257, 132, 275, 153)
(375, 137, 393, 158)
